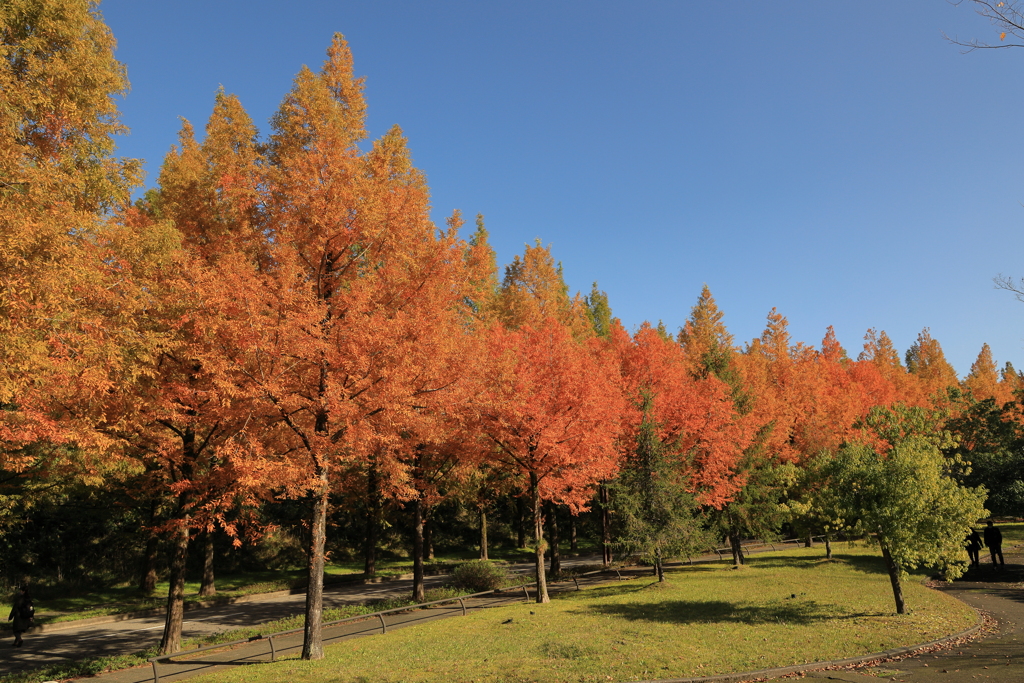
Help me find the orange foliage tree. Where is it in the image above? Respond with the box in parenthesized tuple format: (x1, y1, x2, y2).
(473, 317, 623, 602)
(197, 35, 475, 659)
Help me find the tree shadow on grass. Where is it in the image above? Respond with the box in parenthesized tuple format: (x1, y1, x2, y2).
(586, 598, 881, 626)
(736, 551, 883, 575)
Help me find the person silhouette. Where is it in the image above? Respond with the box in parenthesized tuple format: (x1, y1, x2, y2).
(983, 520, 1004, 569)
(7, 586, 33, 647)
(965, 528, 982, 568)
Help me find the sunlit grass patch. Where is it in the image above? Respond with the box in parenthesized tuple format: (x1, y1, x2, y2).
(190, 545, 976, 683)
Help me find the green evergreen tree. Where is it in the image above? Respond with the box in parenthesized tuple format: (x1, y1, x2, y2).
(610, 391, 711, 581)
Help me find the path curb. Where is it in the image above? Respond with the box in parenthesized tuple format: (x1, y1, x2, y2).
(630, 601, 985, 683)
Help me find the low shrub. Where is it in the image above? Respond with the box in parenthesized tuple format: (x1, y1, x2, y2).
(449, 560, 509, 593)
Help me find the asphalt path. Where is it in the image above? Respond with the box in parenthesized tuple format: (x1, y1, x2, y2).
(0, 555, 603, 680)
(799, 552, 1024, 683)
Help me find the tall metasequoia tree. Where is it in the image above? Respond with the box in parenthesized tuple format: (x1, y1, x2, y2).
(0, 0, 143, 470)
(118, 90, 271, 655)
(498, 240, 591, 338)
(200, 35, 474, 660)
(905, 328, 959, 402)
(584, 282, 614, 339)
(474, 317, 623, 602)
(1001, 362, 1024, 397)
(711, 309, 814, 563)
(464, 213, 500, 319)
(964, 343, 1011, 405)
(611, 322, 748, 578)
(853, 329, 906, 408)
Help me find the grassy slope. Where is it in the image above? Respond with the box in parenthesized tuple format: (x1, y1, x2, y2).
(190, 544, 977, 683)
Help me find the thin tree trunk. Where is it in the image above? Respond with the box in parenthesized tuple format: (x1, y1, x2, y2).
(140, 534, 159, 593)
(479, 508, 489, 561)
(880, 542, 906, 614)
(825, 533, 832, 560)
(516, 496, 527, 549)
(804, 531, 812, 548)
(655, 547, 665, 582)
(424, 510, 434, 561)
(198, 530, 216, 597)
(548, 502, 561, 576)
(600, 484, 613, 566)
(301, 466, 329, 661)
(364, 464, 380, 577)
(729, 532, 745, 566)
(570, 514, 578, 551)
(531, 472, 549, 604)
(139, 498, 159, 593)
(158, 514, 189, 655)
(412, 494, 426, 602)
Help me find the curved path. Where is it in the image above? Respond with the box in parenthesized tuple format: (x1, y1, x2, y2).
(798, 572, 1023, 683)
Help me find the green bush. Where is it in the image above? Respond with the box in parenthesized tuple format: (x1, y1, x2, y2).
(449, 560, 509, 593)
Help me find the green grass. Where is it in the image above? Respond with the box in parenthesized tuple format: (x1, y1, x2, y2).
(185, 544, 976, 683)
(993, 521, 1024, 546)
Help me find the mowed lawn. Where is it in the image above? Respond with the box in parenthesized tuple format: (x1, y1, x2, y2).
(189, 544, 976, 683)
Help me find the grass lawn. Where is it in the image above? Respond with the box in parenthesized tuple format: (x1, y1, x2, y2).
(188, 544, 976, 683)
(993, 521, 1024, 546)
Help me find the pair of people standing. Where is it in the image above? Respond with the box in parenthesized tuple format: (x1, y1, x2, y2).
(968, 520, 1004, 569)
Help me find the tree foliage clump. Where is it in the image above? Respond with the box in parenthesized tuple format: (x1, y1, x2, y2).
(819, 437, 987, 614)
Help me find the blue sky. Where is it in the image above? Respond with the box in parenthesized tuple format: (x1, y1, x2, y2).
(100, 1, 1024, 376)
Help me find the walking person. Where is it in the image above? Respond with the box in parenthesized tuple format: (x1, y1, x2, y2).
(965, 528, 982, 568)
(984, 520, 1004, 569)
(7, 585, 33, 647)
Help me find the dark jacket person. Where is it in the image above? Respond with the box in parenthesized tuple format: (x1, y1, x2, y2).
(984, 520, 1004, 568)
(7, 586, 32, 647)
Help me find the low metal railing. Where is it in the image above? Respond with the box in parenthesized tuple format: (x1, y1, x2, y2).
(148, 535, 824, 682)
(148, 584, 538, 683)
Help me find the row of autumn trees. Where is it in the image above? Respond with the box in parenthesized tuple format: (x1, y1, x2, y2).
(0, 0, 1015, 660)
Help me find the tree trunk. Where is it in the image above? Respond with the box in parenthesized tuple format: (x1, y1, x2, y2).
(412, 494, 426, 602)
(804, 531, 812, 548)
(600, 484, 613, 566)
(198, 530, 216, 597)
(516, 496, 527, 549)
(531, 472, 550, 604)
(139, 498, 159, 593)
(301, 467, 329, 661)
(825, 533, 833, 560)
(479, 508, 489, 561)
(139, 533, 159, 594)
(424, 510, 434, 561)
(570, 514, 578, 551)
(729, 532, 745, 566)
(364, 464, 380, 577)
(158, 514, 189, 655)
(880, 542, 906, 615)
(548, 502, 561, 576)
(655, 547, 665, 582)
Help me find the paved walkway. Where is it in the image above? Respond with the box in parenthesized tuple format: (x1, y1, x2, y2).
(796, 550, 1024, 683)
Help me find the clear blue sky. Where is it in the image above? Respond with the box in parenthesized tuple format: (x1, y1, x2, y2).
(99, 0, 1024, 376)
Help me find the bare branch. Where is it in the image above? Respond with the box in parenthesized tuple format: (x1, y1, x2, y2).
(995, 274, 1024, 303)
(946, 0, 1024, 52)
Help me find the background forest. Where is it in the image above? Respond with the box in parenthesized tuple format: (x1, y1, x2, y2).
(0, 0, 1017, 661)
